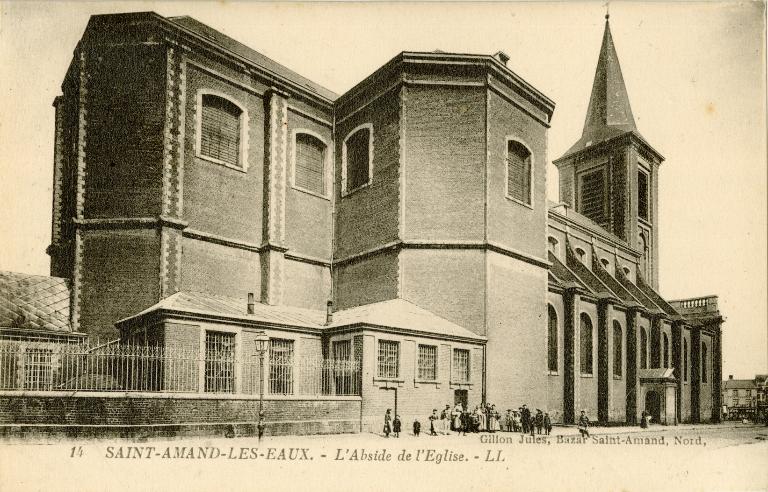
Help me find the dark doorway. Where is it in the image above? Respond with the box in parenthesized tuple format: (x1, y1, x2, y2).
(645, 390, 661, 424)
(454, 389, 468, 409)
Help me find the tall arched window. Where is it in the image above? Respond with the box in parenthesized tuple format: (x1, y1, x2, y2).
(662, 333, 669, 368)
(580, 313, 593, 375)
(683, 338, 688, 382)
(506, 140, 532, 205)
(613, 321, 622, 377)
(342, 124, 373, 194)
(293, 132, 327, 196)
(701, 342, 708, 383)
(650, 325, 660, 368)
(548, 305, 558, 372)
(640, 328, 648, 369)
(198, 93, 245, 169)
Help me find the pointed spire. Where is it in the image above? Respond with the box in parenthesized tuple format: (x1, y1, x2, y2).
(557, 15, 640, 159)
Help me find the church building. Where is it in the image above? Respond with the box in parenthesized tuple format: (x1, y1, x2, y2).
(24, 11, 723, 433)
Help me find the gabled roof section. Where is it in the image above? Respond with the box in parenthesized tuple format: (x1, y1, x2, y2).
(635, 272, 681, 319)
(548, 251, 587, 291)
(589, 249, 642, 307)
(327, 298, 485, 341)
(565, 241, 618, 301)
(614, 267, 665, 315)
(0, 271, 73, 333)
(723, 379, 757, 390)
(163, 15, 338, 101)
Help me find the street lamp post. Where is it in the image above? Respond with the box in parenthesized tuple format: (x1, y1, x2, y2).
(254, 331, 270, 442)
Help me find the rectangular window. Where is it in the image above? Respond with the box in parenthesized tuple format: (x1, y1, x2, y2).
(23, 348, 53, 390)
(417, 344, 437, 381)
(204, 331, 235, 393)
(452, 349, 470, 383)
(377, 340, 399, 379)
(332, 340, 352, 395)
(638, 170, 649, 220)
(579, 168, 607, 227)
(269, 339, 294, 394)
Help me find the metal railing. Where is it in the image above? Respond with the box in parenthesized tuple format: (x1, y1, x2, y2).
(0, 339, 360, 396)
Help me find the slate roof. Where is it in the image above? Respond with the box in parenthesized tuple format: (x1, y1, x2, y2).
(166, 16, 338, 101)
(558, 17, 643, 160)
(119, 292, 485, 341)
(0, 271, 73, 333)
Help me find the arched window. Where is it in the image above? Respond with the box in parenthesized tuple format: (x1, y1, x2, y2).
(600, 258, 610, 270)
(640, 328, 648, 369)
(701, 342, 708, 383)
(580, 313, 593, 375)
(683, 338, 688, 382)
(548, 305, 558, 372)
(622, 266, 631, 276)
(199, 93, 245, 169)
(662, 333, 669, 368)
(293, 132, 327, 196)
(342, 124, 373, 194)
(506, 140, 532, 205)
(575, 248, 586, 263)
(613, 321, 622, 377)
(547, 237, 559, 256)
(650, 325, 660, 368)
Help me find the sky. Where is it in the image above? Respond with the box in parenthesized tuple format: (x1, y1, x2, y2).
(0, 1, 765, 378)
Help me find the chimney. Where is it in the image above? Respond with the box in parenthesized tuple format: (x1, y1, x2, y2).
(247, 293, 255, 315)
(326, 300, 333, 325)
(494, 51, 510, 67)
(729, 375, 733, 380)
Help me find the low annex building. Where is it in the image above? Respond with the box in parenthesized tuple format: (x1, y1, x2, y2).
(0, 11, 723, 436)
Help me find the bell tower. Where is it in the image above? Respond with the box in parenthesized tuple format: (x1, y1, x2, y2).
(552, 14, 664, 288)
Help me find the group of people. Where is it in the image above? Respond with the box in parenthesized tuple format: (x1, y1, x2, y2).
(383, 403, 557, 437)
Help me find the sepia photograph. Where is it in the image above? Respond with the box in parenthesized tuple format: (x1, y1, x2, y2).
(0, 1, 766, 490)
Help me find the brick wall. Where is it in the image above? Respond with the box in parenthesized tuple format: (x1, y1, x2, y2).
(334, 251, 399, 310)
(0, 395, 360, 438)
(79, 229, 161, 340)
(180, 238, 261, 301)
(402, 86, 485, 242)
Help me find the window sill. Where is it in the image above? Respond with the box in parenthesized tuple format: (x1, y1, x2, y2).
(504, 194, 534, 210)
(580, 373, 594, 379)
(291, 184, 330, 201)
(638, 216, 651, 227)
(415, 379, 439, 384)
(342, 181, 371, 199)
(613, 375, 623, 380)
(548, 371, 559, 376)
(449, 381, 473, 388)
(373, 377, 404, 384)
(196, 153, 247, 173)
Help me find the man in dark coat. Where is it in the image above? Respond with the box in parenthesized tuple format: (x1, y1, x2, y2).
(521, 405, 531, 434)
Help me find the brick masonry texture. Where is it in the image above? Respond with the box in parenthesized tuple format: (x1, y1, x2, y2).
(0, 396, 360, 437)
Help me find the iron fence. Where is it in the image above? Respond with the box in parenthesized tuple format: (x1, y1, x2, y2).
(0, 339, 360, 396)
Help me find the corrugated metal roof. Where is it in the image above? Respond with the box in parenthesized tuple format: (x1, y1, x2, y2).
(0, 271, 72, 333)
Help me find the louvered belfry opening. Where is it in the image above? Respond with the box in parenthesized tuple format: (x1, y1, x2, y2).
(506, 140, 531, 204)
(295, 133, 325, 195)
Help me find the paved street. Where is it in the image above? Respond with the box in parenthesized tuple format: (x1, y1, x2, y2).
(1, 423, 766, 491)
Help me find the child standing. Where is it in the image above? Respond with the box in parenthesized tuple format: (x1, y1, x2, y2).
(413, 419, 421, 436)
(393, 415, 401, 438)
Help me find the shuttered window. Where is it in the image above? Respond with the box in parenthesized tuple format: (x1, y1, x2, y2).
(638, 170, 649, 220)
(269, 338, 294, 395)
(580, 168, 607, 227)
(204, 331, 235, 393)
(506, 140, 532, 204)
(344, 127, 371, 192)
(294, 133, 326, 195)
(377, 340, 399, 379)
(200, 94, 242, 167)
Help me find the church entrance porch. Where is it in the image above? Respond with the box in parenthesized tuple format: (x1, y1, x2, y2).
(638, 368, 678, 425)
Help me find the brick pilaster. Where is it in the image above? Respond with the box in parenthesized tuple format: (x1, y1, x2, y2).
(261, 87, 290, 305)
